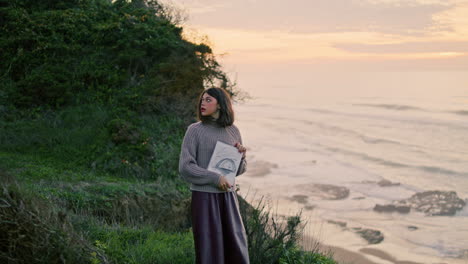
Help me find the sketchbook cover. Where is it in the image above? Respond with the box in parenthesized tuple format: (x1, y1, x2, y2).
(207, 141, 242, 188)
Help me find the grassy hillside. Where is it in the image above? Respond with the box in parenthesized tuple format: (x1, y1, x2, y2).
(0, 0, 336, 263)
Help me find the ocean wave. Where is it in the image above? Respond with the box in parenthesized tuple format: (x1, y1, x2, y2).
(292, 118, 427, 152)
(360, 135, 404, 145)
(271, 115, 468, 159)
(353, 103, 424, 111)
(319, 143, 468, 177)
(452, 110, 468, 116)
(417, 165, 468, 176)
(302, 106, 468, 130)
(350, 103, 468, 118)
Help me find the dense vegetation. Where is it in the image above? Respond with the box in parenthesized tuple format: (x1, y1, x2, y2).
(0, 0, 336, 263)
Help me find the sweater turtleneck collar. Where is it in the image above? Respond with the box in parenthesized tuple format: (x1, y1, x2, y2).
(202, 117, 223, 128)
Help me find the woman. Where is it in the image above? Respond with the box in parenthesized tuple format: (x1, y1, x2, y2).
(179, 87, 250, 264)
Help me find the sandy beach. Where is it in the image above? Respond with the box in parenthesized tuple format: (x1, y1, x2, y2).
(320, 245, 423, 264)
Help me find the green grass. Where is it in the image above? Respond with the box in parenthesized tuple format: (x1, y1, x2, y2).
(84, 222, 195, 264)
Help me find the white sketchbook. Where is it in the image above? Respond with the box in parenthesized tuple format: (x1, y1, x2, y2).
(207, 141, 242, 190)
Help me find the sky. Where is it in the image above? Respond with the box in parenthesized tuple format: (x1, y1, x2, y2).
(163, 0, 468, 98)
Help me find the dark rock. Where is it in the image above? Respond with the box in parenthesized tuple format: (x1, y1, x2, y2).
(362, 179, 400, 187)
(290, 194, 308, 204)
(304, 205, 315, 211)
(352, 227, 384, 244)
(296, 183, 350, 200)
(401, 190, 466, 216)
(374, 191, 465, 216)
(374, 204, 411, 214)
(377, 179, 400, 187)
(407, 225, 418, 231)
(313, 184, 350, 200)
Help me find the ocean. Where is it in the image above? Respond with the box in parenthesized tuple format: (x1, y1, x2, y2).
(234, 93, 468, 264)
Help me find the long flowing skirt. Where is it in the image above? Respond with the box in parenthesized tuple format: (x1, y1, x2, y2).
(191, 190, 250, 264)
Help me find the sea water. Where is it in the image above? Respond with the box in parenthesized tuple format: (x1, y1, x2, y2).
(234, 93, 468, 263)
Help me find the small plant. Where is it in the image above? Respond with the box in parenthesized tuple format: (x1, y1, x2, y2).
(238, 191, 302, 264)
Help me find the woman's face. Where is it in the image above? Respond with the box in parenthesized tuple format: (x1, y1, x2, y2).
(200, 93, 219, 117)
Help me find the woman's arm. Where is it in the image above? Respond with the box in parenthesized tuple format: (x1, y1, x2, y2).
(178, 126, 221, 186)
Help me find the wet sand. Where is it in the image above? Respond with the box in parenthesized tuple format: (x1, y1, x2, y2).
(300, 235, 424, 264)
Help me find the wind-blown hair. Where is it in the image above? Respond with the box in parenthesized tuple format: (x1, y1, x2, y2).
(197, 88, 234, 127)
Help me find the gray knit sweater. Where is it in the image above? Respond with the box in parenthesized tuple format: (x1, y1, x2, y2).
(178, 120, 247, 193)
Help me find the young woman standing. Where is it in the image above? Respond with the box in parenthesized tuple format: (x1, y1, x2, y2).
(179, 87, 250, 264)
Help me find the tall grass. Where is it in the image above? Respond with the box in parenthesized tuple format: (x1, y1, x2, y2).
(0, 172, 109, 264)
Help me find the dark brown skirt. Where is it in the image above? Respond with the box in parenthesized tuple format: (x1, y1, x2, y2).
(191, 190, 250, 264)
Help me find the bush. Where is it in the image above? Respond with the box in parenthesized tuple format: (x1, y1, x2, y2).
(0, 0, 237, 114)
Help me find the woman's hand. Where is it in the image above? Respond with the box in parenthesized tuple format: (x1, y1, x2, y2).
(234, 142, 247, 159)
(218, 175, 232, 191)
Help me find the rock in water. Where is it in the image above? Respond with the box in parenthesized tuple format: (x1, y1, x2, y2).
(377, 179, 400, 187)
(352, 228, 384, 244)
(296, 183, 350, 200)
(374, 190, 466, 216)
(290, 194, 308, 204)
(373, 204, 411, 214)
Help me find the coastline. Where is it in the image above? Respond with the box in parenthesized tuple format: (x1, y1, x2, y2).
(237, 176, 467, 264)
(234, 97, 468, 264)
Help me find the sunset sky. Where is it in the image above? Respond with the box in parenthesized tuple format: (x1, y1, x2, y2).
(166, 0, 468, 97)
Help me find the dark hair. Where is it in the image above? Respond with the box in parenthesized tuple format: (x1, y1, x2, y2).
(197, 88, 234, 127)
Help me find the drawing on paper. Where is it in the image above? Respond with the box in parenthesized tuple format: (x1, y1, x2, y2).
(207, 141, 242, 187)
(215, 158, 236, 174)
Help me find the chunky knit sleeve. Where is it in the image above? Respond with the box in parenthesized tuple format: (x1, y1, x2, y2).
(237, 157, 247, 177)
(178, 124, 221, 186)
(233, 125, 247, 177)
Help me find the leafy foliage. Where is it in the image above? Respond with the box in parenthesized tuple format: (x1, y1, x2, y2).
(1, 0, 236, 115)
